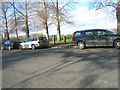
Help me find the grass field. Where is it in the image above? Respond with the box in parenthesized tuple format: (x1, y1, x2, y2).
(49, 35, 72, 44)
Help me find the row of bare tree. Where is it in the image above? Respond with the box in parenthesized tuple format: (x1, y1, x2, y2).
(0, 0, 120, 42)
(1, 0, 73, 42)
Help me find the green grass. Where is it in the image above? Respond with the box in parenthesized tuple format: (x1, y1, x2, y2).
(19, 40, 25, 42)
(49, 35, 72, 44)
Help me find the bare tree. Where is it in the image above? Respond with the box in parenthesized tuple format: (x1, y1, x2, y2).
(25, 0, 29, 38)
(9, 0, 31, 38)
(56, 0, 60, 42)
(117, 1, 120, 33)
(30, 1, 54, 40)
(90, 0, 120, 33)
(13, 0, 19, 39)
(51, 0, 73, 42)
(9, 15, 25, 35)
(42, 0, 49, 40)
(1, 1, 11, 40)
(0, 1, 24, 40)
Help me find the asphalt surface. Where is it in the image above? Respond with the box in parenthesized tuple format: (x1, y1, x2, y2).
(2, 47, 118, 88)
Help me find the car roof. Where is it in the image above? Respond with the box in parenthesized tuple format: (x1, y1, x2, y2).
(28, 37, 45, 39)
(74, 29, 108, 33)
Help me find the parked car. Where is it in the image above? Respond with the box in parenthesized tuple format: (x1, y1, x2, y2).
(71, 29, 120, 49)
(19, 37, 49, 50)
(1, 40, 21, 50)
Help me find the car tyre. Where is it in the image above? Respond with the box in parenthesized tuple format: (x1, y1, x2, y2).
(19, 45, 23, 50)
(1, 46, 3, 50)
(32, 45, 35, 50)
(78, 41, 85, 49)
(114, 40, 120, 49)
(8, 46, 11, 50)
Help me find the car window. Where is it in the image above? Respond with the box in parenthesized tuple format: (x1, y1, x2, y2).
(30, 38, 34, 41)
(84, 31, 94, 36)
(106, 30, 117, 35)
(4, 40, 11, 45)
(96, 31, 108, 36)
(33, 38, 37, 41)
(74, 32, 82, 37)
(25, 38, 31, 42)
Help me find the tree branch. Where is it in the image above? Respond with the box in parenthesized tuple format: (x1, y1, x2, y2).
(59, 0, 73, 12)
(18, 2, 25, 10)
(95, 4, 117, 10)
(51, 0, 55, 8)
(9, 1, 25, 16)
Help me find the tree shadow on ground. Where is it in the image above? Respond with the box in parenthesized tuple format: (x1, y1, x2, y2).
(2, 47, 119, 88)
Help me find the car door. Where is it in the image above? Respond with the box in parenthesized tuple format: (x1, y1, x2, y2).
(4, 40, 11, 48)
(24, 38, 32, 48)
(84, 31, 96, 46)
(94, 30, 111, 46)
(32, 37, 38, 45)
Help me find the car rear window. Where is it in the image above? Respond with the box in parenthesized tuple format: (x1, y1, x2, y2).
(38, 37, 46, 40)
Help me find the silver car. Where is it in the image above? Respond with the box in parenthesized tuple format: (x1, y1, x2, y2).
(19, 37, 49, 50)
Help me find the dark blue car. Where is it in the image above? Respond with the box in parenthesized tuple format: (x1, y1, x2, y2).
(72, 29, 120, 49)
(1, 40, 21, 50)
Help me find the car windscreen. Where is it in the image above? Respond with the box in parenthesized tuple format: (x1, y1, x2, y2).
(25, 38, 31, 42)
(106, 30, 117, 35)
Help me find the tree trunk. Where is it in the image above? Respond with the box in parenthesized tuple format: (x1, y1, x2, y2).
(2, 2, 9, 40)
(42, 0, 49, 41)
(25, 0, 29, 38)
(13, 1, 19, 40)
(45, 24, 49, 40)
(56, 0, 61, 42)
(5, 19, 9, 40)
(117, 1, 120, 34)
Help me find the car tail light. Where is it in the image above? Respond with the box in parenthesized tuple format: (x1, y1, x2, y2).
(72, 32, 75, 41)
(12, 43, 14, 45)
(38, 41, 40, 44)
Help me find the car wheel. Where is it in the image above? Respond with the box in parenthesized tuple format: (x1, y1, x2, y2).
(78, 41, 85, 49)
(46, 45, 49, 48)
(114, 40, 120, 49)
(1, 46, 3, 50)
(19, 45, 23, 50)
(32, 45, 35, 50)
(8, 46, 11, 50)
